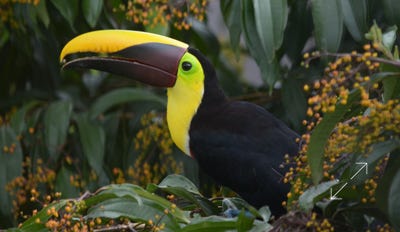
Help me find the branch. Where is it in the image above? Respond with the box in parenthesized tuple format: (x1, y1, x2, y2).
(93, 222, 139, 232)
(306, 51, 400, 68)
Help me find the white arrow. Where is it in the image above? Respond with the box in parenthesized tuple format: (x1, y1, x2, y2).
(329, 162, 368, 201)
(350, 162, 368, 180)
(330, 182, 348, 201)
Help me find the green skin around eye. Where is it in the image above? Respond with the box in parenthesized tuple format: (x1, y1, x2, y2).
(177, 53, 203, 81)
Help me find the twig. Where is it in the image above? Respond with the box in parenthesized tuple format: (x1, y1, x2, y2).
(306, 51, 400, 68)
(93, 222, 138, 232)
(77, 190, 93, 201)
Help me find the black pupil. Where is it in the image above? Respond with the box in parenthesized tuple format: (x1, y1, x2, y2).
(182, 61, 192, 71)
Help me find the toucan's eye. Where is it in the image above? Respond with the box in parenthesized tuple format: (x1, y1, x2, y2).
(182, 61, 192, 71)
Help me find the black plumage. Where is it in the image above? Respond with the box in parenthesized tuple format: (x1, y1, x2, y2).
(188, 48, 299, 215)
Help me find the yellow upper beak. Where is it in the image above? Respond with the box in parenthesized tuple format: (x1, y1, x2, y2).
(60, 30, 189, 87)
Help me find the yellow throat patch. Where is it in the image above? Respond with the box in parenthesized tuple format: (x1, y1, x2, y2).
(167, 52, 204, 156)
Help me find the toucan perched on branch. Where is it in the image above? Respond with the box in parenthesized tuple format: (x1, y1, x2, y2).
(60, 30, 299, 216)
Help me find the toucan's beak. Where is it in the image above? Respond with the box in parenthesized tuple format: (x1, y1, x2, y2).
(60, 30, 189, 87)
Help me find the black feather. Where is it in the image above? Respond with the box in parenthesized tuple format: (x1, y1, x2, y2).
(188, 48, 299, 216)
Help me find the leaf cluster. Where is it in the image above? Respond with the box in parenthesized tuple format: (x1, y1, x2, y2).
(10, 175, 273, 232)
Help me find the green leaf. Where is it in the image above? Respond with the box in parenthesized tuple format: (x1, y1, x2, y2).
(44, 100, 72, 161)
(55, 166, 80, 198)
(307, 72, 395, 184)
(221, 198, 259, 215)
(241, 0, 267, 68)
(237, 210, 255, 232)
(311, 0, 343, 52)
(282, 76, 307, 130)
(388, 158, 400, 231)
(50, 0, 78, 30)
(0, 126, 23, 219)
(85, 184, 143, 207)
(299, 180, 338, 211)
(156, 175, 219, 216)
(339, 0, 368, 42)
(0, 21, 9, 47)
(85, 184, 190, 229)
(24, 3, 40, 35)
(365, 21, 384, 43)
(18, 200, 68, 231)
(9, 101, 40, 135)
(383, 75, 400, 102)
(282, 0, 313, 64)
(376, 149, 400, 224)
(89, 88, 166, 119)
(75, 113, 105, 175)
(220, 0, 242, 58)
(394, 46, 399, 59)
(35, 0, 50, 28)
(262, 49, 282, 92)
(257, 206, 271, 222)
(382, 25, 397, 51)
(86, 198, 180, 231)
(109, 184, 190, 224)
(179, 216, 237, 232)
(383, 0, 400, 27)
(82, 0, 103, 28)
(253, 0, 288, 61)
(251, 222, 273, 232)
(158, 174, 200, 195)
(380, 65, 400, 102)
(350, 139, 400, 185)
(248, 207, 273, 232)
(241, 0, 281, 89)
(307, 90, 360, 184)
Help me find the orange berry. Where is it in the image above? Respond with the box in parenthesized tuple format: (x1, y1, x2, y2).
(363, 44, 371, 50)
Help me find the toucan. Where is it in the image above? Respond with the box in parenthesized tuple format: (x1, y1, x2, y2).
(60, 30, 299, 216)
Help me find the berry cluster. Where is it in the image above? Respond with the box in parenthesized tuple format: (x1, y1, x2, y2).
(116, 0, 208, 30)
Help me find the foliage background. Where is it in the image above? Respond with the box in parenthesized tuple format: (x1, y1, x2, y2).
(0, 0, 399, 231)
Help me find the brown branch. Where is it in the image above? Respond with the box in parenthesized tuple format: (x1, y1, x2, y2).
(93, 222, 139, 232)
(306, 51, 400, 68)
(77, 190, 93, 201)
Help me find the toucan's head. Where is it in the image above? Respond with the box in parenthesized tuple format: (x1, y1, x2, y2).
(60, 30, 224, 156)
(60, 30, 208, 88)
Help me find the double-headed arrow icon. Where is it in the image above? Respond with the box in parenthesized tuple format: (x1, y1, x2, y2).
(330, 162, 368, 201)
